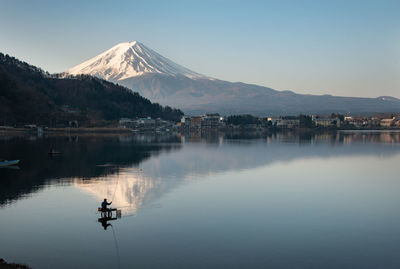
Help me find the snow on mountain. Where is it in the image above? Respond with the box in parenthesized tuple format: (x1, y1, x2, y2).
(67, 41, 204, 81)
(66, 42, 400, 115)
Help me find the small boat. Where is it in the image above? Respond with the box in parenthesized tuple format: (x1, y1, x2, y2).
(0, 160, 20, 167)
(48, 150, 61, 155)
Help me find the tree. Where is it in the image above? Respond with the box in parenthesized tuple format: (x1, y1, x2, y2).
(225, 114, 259, 125)
(299, 115, 314, 128)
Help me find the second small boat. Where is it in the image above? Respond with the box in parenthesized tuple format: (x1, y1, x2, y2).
(0, 160, 20, 167)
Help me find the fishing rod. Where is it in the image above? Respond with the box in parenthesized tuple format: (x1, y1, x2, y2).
(110, 176, 120, 203)
(122, 213, 137, 218)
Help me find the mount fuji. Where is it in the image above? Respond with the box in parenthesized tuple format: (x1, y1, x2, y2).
(67, 41, 400, 115)
(67, 41, 203, 80)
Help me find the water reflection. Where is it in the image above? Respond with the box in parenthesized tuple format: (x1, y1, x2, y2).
(180, 130, 400, 145)
(75, 169, 161, 214)
(1, 131, 400, 211)
(1, 131, 394, 213)
(1, 131, 400, 269)
(0, 134, 181, 205)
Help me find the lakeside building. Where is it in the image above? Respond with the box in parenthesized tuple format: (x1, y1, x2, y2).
(344, 116, 368, 128)
(202, 114, 222, 128)
(119, 117, 155, 130)
(343, 115, 400, 128)
(313, 117, 341, 127)
(180, 114, 224, 130)
(277, 116, 300, 128)
(178, 113, 400, 131)
(368, 117, 381, 128)
(380, 118, 395, 127)
(189, 116, 202, 130)
(137, 118, 156, 129)
(119, 118, 135, 128)
(119, 117, 174, 132)
(267, 117, 280, 126)
(180, 116, 191, 125)
(266, 117, 299, 128)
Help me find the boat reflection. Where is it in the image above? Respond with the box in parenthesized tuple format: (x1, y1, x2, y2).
(0, 165, 20, 170)
(98, 216, 117, 230)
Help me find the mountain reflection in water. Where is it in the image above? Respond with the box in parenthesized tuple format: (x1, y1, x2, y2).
(1, 131, 400, 213)
(0, 134, 181, 206)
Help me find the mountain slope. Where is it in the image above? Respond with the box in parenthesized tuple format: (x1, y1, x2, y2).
(67, 41, 203, 80)
(121, 73, 400, 115)
(0, 52, 183, 126)
(67, 42, 400, 115)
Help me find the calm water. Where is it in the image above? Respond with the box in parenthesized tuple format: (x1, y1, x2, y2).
(1, 131, 400, 269)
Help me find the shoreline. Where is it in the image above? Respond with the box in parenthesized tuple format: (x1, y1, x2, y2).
(0, 258, 31, 269)
(0, 127, 133, 136)
(1, 126, 400, 137)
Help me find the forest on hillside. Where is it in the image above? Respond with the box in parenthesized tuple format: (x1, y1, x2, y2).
(0, 53, 183, 126)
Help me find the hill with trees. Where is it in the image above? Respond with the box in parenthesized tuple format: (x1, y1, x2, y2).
(0, 52, 183, 126)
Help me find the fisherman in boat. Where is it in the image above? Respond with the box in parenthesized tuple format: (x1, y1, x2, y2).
(101, 198, 112, 212)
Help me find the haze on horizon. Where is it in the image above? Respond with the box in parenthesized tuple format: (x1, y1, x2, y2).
(0, 0, 399, 99)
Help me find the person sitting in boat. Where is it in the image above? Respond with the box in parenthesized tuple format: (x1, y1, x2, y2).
(101, 198, 112, 212)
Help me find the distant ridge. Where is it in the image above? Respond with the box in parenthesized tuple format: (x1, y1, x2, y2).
(66, 41, 400, 115)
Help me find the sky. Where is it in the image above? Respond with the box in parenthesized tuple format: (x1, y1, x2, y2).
(0, 0, 399, 98)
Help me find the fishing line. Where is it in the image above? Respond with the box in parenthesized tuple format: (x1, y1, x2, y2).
(110, 224, 121, 269)
(114, 205, 133, 209)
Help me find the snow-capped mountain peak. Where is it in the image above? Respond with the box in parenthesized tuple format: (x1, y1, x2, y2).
(64, 41, 400, 115)
(67, 41, 203, 80)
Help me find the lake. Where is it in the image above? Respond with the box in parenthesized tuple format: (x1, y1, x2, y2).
(1, 131, 400, 269)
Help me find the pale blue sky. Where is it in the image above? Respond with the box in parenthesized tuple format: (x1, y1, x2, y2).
(0, 0, 399, 98)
